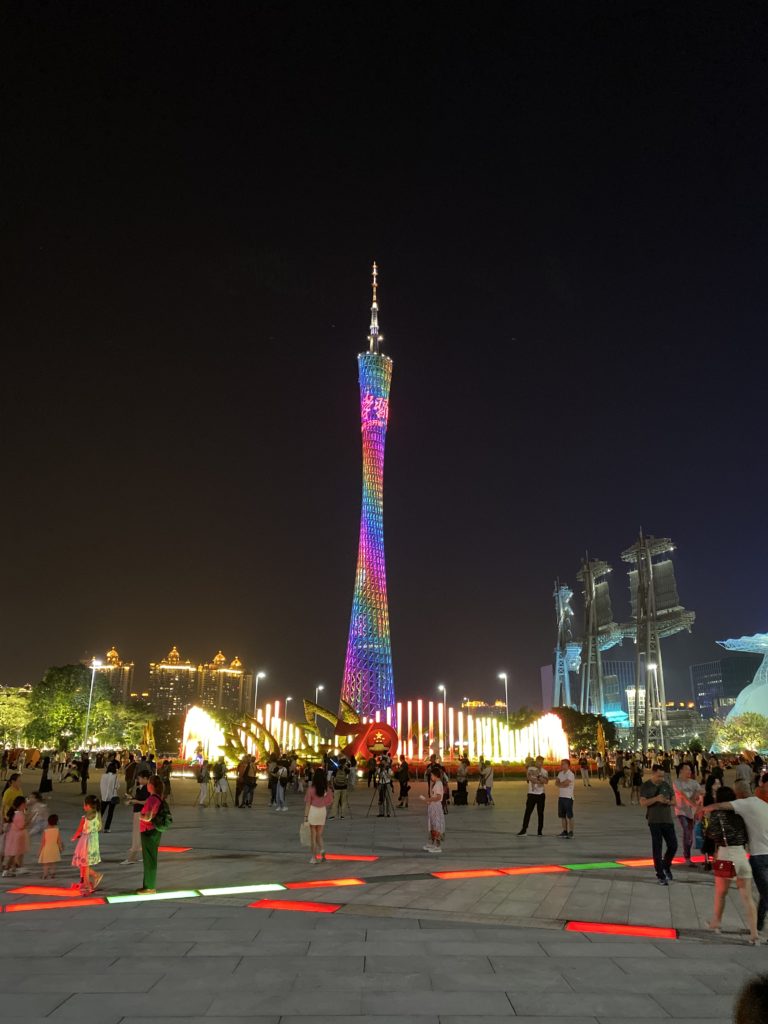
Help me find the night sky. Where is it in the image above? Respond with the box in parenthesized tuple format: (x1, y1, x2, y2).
(3, 3, 767, 709)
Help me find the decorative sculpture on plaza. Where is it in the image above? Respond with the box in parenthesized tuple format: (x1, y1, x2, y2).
(340, 263, 396, 719)
(719, 635, 768, 719)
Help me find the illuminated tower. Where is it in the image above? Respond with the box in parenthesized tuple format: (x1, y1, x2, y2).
(341, 263, 395, 718)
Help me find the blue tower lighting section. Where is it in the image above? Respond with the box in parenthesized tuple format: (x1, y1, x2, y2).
(341, 263, 395, 719)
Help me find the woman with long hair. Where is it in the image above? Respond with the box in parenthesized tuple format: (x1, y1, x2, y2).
(700, 774, 721, 871)
(705, 785, 759, 943)
(138, 775, 166, 895)
(304, 766, 332, 864)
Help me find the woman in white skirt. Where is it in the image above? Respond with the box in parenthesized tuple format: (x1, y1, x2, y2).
(304, 766, 333, 864)
(704, 786, 759, 944)
(422, 764, 445, 854)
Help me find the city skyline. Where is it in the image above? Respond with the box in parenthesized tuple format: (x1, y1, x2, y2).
(3, 6, 767, 710)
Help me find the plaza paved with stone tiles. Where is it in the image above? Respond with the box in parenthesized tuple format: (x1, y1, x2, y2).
(2, 767, 764, 1022)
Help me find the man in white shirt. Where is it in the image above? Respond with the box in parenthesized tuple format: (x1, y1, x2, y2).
(555, 758, 576, 838)
(709, 781, 768, 932)
(517, 756, 548, 836)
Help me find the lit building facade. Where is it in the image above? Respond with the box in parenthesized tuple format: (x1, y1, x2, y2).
(690, 659, 724, 719)
(100, 646, 134, 703)
(341, 264, 395, 719)
(664, 700, 704, 745)
(690, 653, 763, 719)
(198, 652, 253, 715)
(147, 645, 198, 718)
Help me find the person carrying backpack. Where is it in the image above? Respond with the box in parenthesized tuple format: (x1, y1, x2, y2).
(330, 759, 350, 819)
(137, 774, 172, 895)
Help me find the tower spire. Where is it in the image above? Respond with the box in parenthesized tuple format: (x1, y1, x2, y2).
(368, 260, 383, 353)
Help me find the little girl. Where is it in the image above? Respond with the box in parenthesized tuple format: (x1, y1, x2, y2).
(39, 813, 64, 879)
(71, 795, 103, 894)
(2, 796, 30, 877)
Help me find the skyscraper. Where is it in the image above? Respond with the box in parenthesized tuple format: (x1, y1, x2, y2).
(198, 651, 253, 714)
(100, 646, 135, 703)
(340, 264, 395, 718)
(147, 645, 197, 718)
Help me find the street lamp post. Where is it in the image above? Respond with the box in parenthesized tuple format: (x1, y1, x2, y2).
(497, 672, 509, 722)
(83, 658, 102, 750)
(253, 671, 266, 717)
(285, 696, 293, 716)
(315, 684, 324, 705)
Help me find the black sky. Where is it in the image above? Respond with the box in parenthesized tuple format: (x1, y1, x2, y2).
(2, 2, 767, 709)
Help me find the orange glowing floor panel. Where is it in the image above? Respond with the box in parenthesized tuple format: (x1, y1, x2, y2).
(323, 854, 379, 862)
(7, 886, 81, 897)
(284, 877, 366, 889)
(566, 920, 677, 939)
(617, 858, 655, 867)
(500, 865, 569, 875)
(432, 869, 504, 879)
(4, 898, 106, 912)
(159, 846, 192, 853)
(249, 899, 341, 913)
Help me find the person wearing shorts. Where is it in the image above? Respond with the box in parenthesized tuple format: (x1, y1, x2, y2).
(555, 758, 575, 838)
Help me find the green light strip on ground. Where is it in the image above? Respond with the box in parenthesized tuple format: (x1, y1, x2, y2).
(106, 890, 200, 904)
(563, 862, 624, 871)
(199, 883, 286, 896)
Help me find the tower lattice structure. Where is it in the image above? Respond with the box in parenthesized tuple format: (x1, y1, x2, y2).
(553, 581, 579, 707)
(576, 556, 622, 716)
(341, 263, 395, 718)
(621, 531, 695, 750)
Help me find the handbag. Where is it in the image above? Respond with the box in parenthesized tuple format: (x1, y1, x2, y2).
(299, 821, 311, 847)
(712, 816, 736, 879)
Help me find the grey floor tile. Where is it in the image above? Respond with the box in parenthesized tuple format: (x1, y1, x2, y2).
(49, 994, 213, 1018)
(364, 955, 494, 974)
(0, 996, 74, 1016)
(363, 992, 513, 1015)
(208, 992, 363, 1015)
(441, 1019, 598, 1024)
(430, 970, 571, 992)
(509, 993, 668, 1016)
(651, 994, 734, 1018)
(17, 974, 164, 993)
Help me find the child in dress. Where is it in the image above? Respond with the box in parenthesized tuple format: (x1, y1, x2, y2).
(39, 813, 64, 879)
(71, 794, 103, 894)
(2, 796, 30, 877)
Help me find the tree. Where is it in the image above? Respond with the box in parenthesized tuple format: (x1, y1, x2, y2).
(0, 686, 33, 742)
(552, 707, 617, 750)
(716, 714, 768, 753)
(26, 664, 150, 748)
(507, 706, 539, 731)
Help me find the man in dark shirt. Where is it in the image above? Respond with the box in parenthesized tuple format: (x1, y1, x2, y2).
(640, 764, 678, 885)
(121, 770, 150, 865)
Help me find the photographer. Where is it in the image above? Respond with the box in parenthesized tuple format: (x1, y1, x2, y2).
(376, 756, 394, 817)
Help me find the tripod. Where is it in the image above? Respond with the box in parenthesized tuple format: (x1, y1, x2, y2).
(207, 774, 234, 807)
(367, 777, 397, 817)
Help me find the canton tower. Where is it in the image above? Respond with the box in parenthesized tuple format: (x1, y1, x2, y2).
(340, 263, 395, 718)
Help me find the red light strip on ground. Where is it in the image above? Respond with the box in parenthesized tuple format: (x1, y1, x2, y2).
(4, 898, 106, 913)
(566, 920, 677, 939)
(158, 846, 192, 853)
(432, 869, 504, 879)
(323, 853, 379, 862)
(500, 865, 569, 875)
(249, 899, 341, 913)
(284, 877, 366, 889)
(7, 885, 81, 897)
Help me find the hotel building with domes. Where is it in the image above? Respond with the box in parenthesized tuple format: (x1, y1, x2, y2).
(100, 646, 135, 703)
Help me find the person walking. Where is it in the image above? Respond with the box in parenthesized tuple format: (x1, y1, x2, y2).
(640, 763, 678, 885)
(38, 813, 64, 879)
(79, 753, 90, 797)
(2, 796, 30, 877)
(703, 786, 759, 943)
(137, 775, 166, 895)
(609, 758, 624, 806)
(556, 758, 576, 838)
(213, 757, 229, 807)
(708, 780, 768, 936)
(518, 755, 548, 835)
(480, 761, 494, 805)
(71, 794, 103, 894)
(673, 763, 701, 865)
(630, 758, 643, 805)
(99, 762, 120, 832)
(275, 762, 289, 811)
(121, 769, 149, 865)
(455, 756, 469, 805)
(422, 763, 445, 853)
(595, 752, 604, 781)
(304, 766, 333, 864)
(578, 754, 591, 787)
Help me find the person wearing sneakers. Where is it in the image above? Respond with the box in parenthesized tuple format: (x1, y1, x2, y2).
(121, 770, 150, 865)
(518, 756, 548, 836)
(555, 758, 575, 838)
(640, 764, 677, 885)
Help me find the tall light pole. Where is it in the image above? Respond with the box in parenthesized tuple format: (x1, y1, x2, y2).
(253, 671, 266, 717)
(498, 672, 509, 722)
(315, 684, 324, 705)
(315, 684, 325, 741)
(437, 683, 447, 754)
(83, 658, 102, 750)
(285, 696, 293, 716)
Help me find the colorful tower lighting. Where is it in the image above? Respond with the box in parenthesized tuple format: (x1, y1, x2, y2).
(340, 263, 395, 719)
